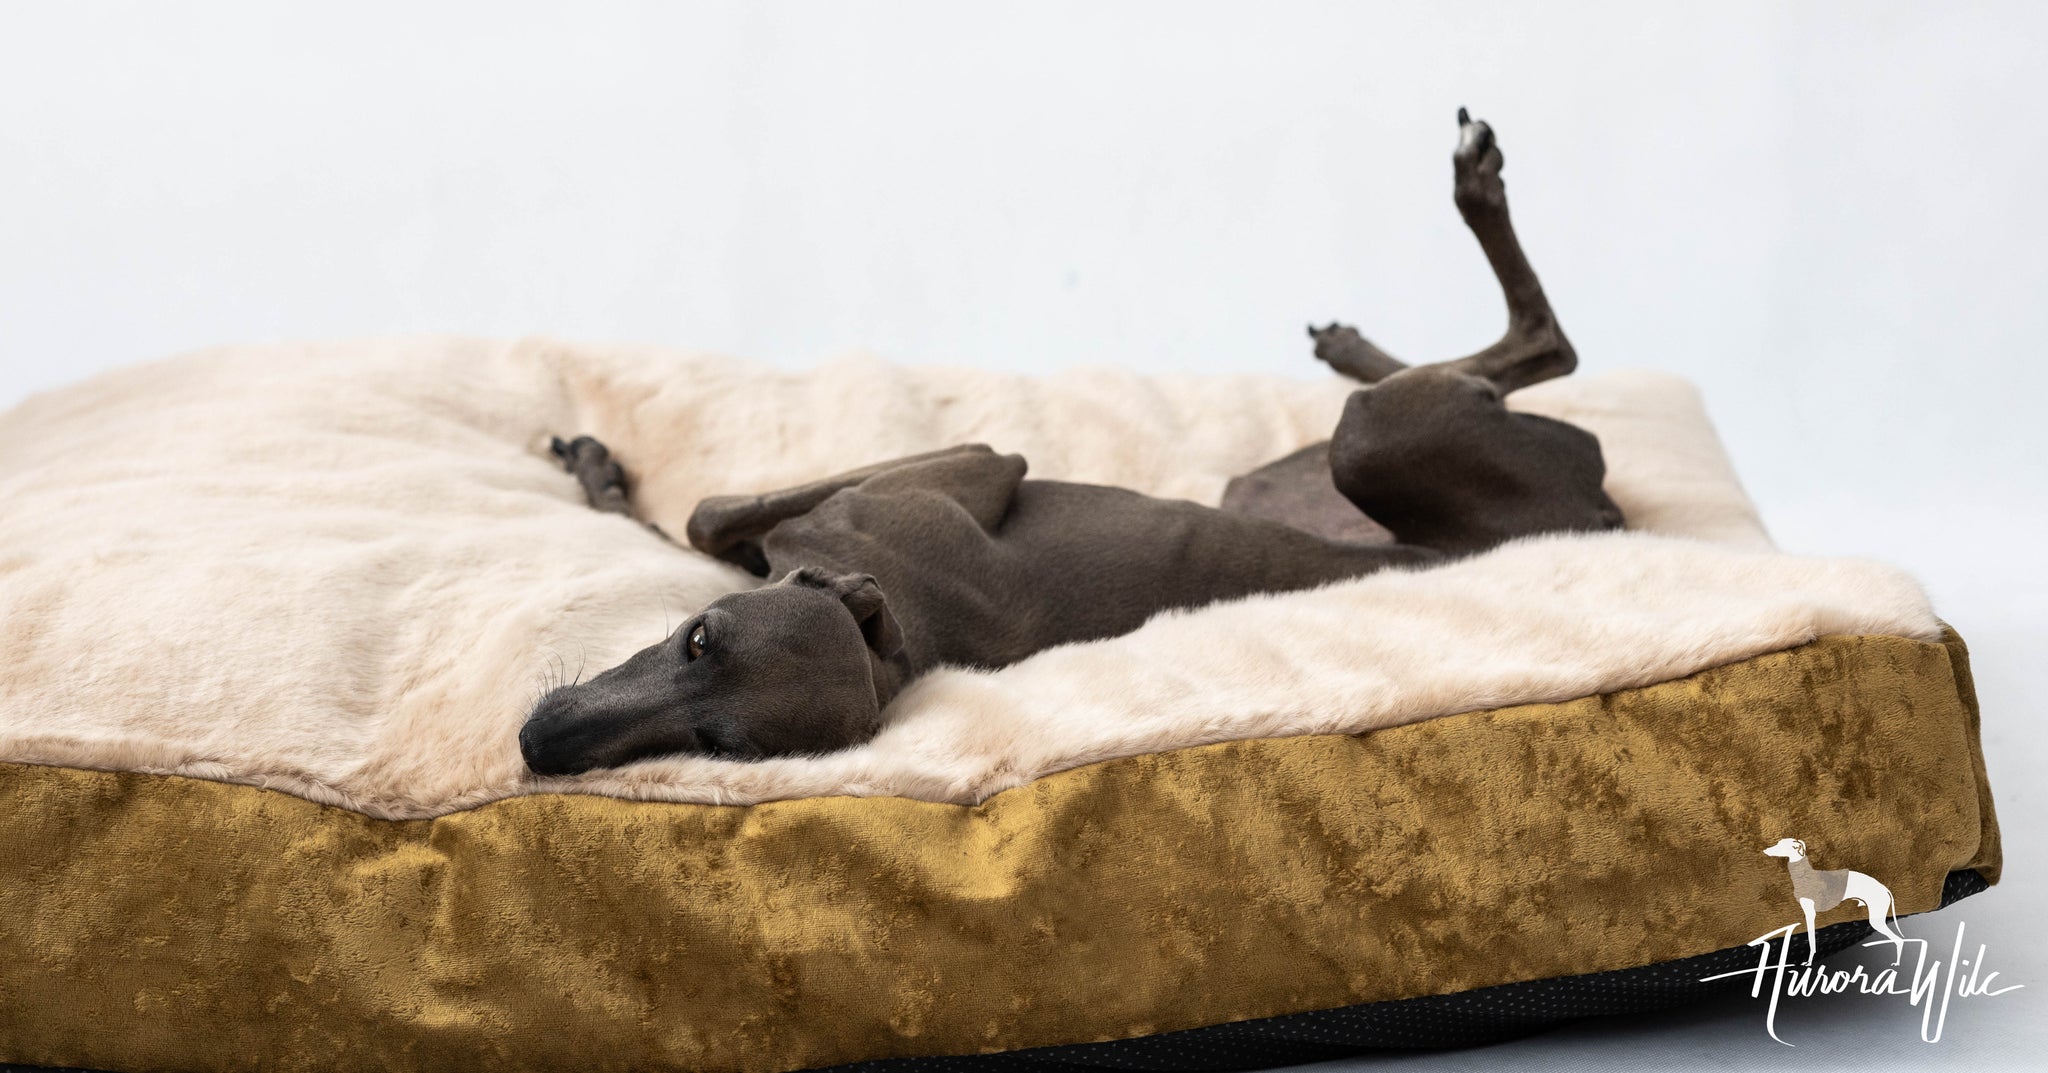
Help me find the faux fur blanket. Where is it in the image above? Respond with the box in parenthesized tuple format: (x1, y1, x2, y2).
(0, 339, 1940, 818)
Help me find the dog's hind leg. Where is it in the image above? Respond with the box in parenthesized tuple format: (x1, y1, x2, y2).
(1220, 324, 1410, 539)
(1437, 109, 1577, 395)
(1236, 110, 1581, 543)
(1865, 898, 1908, 965)
(1304, 111, 1571, 393)
(1316, 111, 1619, 556)
(1308, 322, 1409, 385)
(1328, 365, 1623, 556)
(1848, 872, 1908, 964)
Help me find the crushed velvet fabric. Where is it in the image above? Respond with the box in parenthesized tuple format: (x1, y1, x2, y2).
(0, 631, 1998, 1072)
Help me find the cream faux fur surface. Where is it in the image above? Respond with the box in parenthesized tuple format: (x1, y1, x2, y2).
(0, 338, 1939, 818)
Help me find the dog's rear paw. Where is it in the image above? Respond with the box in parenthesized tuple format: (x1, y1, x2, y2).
(1308, 322, 1407, 384)
(1309, 321, 1364, 351)
(1453, 107, 1506, 215)
(1455, 107, 1494, 159)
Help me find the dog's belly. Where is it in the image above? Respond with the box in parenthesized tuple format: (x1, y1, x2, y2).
(762, 480, 1432, 676)
(965, 482, 1430, 659)
(1221, 442, 1394, 545)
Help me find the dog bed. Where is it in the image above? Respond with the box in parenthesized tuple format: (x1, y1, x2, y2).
(0, 338, 2000, 1071)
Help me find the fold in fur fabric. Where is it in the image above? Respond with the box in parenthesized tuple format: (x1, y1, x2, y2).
(0, 338, 1939, 818)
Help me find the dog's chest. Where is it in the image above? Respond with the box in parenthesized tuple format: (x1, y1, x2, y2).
(761, 490, 1024, 667)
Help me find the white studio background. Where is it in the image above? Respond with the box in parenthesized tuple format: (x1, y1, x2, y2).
(2, 2, 2043, 1068)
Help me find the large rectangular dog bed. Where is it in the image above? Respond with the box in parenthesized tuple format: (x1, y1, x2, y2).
(0, 339, 2000, 1071)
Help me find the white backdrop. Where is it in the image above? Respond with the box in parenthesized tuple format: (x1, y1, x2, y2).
(1, 2, 2042, 1068)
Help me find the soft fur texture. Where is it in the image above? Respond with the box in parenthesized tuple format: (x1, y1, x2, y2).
(0, 338, 1940, 818)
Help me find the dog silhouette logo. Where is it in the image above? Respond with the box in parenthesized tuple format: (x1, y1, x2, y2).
(1763, 837, 1904, 964)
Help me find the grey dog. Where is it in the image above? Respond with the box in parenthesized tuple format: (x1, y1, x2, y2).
(519, 110, 1622, 776)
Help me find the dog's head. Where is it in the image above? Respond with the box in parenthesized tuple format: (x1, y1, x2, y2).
(1763, 837, 1807, 860)
(518, 567, 904, 776)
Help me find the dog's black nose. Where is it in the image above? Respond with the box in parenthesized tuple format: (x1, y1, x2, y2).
(519, 717, 574, 776)
(518, 720, 543, 769)
(520, 686, 583, 775)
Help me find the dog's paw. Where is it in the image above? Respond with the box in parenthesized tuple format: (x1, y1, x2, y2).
(549, 434, 633, 513)
(1453, 106, 1506, 214)
(1307, 321, 1406, 384)
(1308, 321, 1366, 355)
(549, 434, 612, 472)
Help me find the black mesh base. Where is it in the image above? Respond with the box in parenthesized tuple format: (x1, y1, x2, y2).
(811, 868, 1992, 1073)
(0, 869, 1992, 1073)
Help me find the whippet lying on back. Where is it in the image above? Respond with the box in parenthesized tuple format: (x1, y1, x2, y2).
(519, 110, 1623, 776)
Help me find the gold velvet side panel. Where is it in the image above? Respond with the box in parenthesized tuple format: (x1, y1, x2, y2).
(0, 633, 2000, 1073)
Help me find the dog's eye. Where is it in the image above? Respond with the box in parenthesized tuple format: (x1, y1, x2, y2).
(686, 623, 707, 661)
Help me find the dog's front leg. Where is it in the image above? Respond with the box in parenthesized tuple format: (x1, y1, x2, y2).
(549, 434, 672, 541)
(550, 435, 636, 518)
(687, 443, 1020, 573)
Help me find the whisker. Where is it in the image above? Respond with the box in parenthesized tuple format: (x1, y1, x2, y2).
(525, 670, 552, 716)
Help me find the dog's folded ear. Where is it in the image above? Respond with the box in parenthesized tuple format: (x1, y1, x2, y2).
(789, 568, 906, 659)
